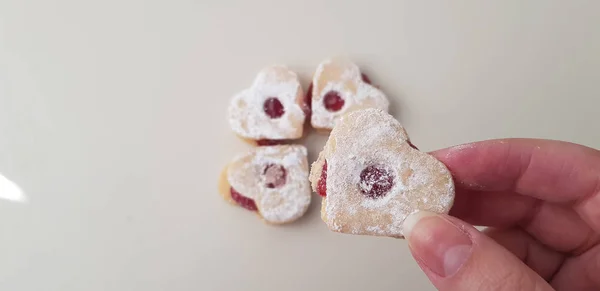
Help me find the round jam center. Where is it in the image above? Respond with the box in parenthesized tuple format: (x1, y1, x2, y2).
(263, 97, 285, 118)
(263, 164, 287, 188)
(323, 91, 345, 112)
(359, 165, 394, 199)
(230, 187, 258, 211)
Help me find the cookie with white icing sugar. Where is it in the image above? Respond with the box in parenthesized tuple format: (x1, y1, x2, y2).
(220, 145, 312, 224)
(228, 66, 307, 145)
(309, 109, 455, 238)
(308, 59, 390, 130)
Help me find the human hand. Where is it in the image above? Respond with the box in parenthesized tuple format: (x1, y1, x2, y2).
(403, 139, 600, 291)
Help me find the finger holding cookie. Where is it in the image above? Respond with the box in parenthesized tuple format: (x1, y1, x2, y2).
(404, 139, 600, 291)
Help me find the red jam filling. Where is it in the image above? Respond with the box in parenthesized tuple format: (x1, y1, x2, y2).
(359, 165, 394, 199)
(263, 97, 285, 119)
(303, 82, 313, 120)
(256, 139, 285, 146)
(263, 164, 287, 188)
(319, 73, 369, 113)
(317, 161, 327, 197)
(407, 140, 419, 150)
(361, 73, 371, 84)
(230, 187, 258, 211)
(323, 91, 345, 112)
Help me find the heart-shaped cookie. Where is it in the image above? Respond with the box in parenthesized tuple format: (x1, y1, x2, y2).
(228, 66, 306, 144)
(220, 145, 312, 224)
(309, 59, 390, 130)
(309, 109, 455, 238)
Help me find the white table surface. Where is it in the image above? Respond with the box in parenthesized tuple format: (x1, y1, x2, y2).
(1, 1, 599, 290)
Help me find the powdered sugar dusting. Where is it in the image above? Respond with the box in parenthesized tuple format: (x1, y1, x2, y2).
(311, 59, 390, 129)
(228, 66, 305, 140)
(443, 142, 476, 160)
(228, 145, 311, 224)
(313, 109, 455, 238)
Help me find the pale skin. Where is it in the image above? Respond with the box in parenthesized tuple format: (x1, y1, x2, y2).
(402, 139, 600, 291)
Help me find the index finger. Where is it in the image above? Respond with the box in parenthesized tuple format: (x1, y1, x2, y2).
(432, 139, 600, 232)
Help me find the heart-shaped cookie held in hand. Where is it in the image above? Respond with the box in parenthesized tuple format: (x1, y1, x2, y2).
(309, 109, 455, 238)
(309, 59, 390, 130)
(228, 66, 306, 145)
(220, 145, 312, 224)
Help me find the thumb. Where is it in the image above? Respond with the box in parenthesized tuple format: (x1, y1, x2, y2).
(403, 211, 553, 291)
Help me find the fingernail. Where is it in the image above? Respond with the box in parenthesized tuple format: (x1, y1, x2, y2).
(403, 211, 473, 277)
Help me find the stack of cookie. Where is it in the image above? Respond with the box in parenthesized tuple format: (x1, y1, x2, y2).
(221, 58, 454, 237)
